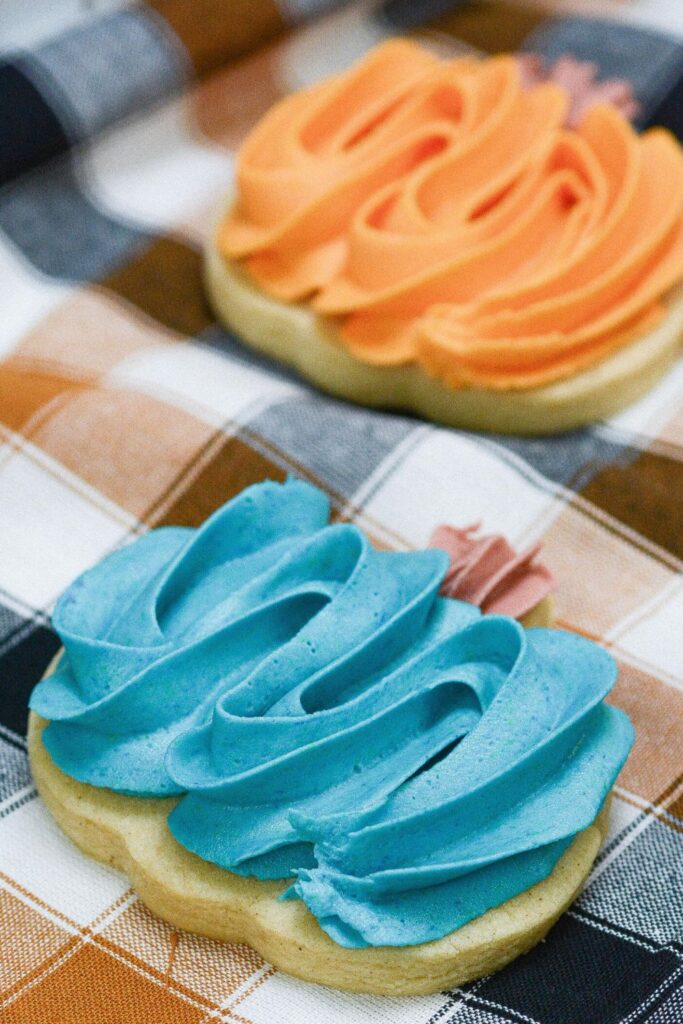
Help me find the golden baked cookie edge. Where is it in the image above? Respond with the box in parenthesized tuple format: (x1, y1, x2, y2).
(28, 664, 606, 996)
(204, 221, 683, 436)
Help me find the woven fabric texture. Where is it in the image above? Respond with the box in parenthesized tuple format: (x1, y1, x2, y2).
(1, 2, 682, 1022)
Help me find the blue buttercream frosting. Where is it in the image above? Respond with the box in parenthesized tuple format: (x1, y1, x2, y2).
(31, 478, 633, 949)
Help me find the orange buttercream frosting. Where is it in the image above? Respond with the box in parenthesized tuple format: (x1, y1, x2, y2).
(219, 40, 683, 390)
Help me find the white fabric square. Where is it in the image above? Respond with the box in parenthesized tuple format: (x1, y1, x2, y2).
(0, 797, 128, 926)
(108, 343, 300, 426)
(362, 430, 560, 548)
(614, 582, 683, 684)
(239, 970, 448, 1024)
(87, 97, 232, 232)
(280, 3, 388, 90)
(0, 238, 71, 357)
(0, 448, 127, 609)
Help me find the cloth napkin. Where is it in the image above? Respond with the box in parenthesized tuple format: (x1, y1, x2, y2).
(1, 2, 682, 1022)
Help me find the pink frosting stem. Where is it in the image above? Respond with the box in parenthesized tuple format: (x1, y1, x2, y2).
(428, 523, 556, 620)
(517, 53, 640, 127)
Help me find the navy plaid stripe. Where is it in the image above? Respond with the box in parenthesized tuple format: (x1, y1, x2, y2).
(0, 8, 187, 186)
(0, 612, 59, 737)
(0, 63, 70, 186)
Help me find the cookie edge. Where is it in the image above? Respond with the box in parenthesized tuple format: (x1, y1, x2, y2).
(205, 221, 683, 436)
(28, 649, 608, 996)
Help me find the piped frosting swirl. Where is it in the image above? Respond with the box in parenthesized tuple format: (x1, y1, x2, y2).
(219, 40, 683, 390)
(31, 479, 633, 948)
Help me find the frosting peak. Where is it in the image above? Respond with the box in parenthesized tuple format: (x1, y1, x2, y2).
(429, 522, 556, 618)
(31, 479, 632, 949)
(220, 41, 683, 390)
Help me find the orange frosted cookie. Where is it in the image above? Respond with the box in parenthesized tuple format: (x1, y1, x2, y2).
(206, 40, 683, 434)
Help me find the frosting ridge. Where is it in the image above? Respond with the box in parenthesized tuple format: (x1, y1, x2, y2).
(30, 479, 342, 794)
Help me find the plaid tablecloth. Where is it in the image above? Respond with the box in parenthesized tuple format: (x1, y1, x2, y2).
(1, 2, 682, 1022)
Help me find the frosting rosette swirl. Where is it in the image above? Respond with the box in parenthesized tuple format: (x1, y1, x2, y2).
(219, 41, 683, 390)
(30, 479, 342, 794)
(32, 480, 633, 949)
